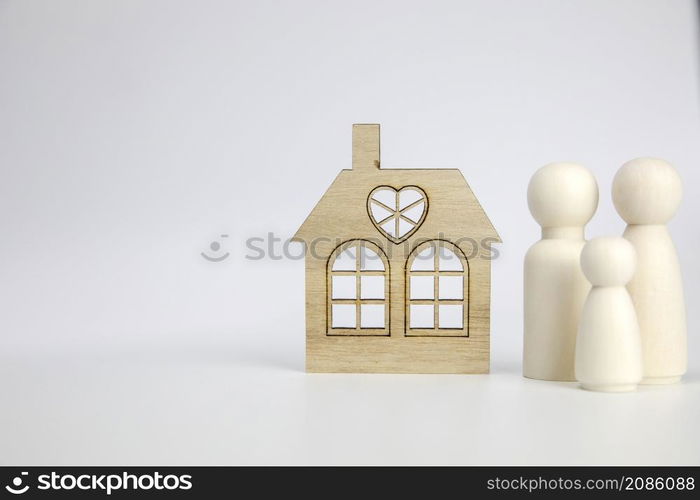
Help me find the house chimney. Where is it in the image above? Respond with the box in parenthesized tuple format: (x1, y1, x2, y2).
(352, 124, 380, 171)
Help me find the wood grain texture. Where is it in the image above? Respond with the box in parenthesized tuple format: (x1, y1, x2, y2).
(293, 124, 500, 373)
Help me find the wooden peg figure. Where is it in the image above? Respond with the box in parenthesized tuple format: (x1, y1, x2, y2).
(612, 158, 687, 384)
(524, 163, 598, 381)
(575, 237, 643, 392)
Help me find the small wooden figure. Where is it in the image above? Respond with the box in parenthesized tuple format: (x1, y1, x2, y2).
(612, 158, 687, 384)
(523, 163, 598, 381)
(575, 237, 643, 392)
(292, 124, 500, 373)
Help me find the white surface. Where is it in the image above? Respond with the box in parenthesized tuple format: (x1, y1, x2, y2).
(1, 348, 699, 465)
(1, 0, 699, 465)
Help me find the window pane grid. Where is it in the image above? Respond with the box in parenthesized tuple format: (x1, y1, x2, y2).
(332, 270, 385, 276)
(407, 241, 467, 335)
(328, 240, 389, 335)
(409, 270, 463, 275)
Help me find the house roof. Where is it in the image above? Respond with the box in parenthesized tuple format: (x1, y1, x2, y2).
(293, 167, 500, 243)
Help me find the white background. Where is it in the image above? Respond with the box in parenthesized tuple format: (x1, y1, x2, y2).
(1, 0, 699, 465)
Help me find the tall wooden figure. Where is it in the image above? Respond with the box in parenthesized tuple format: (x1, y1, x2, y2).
(524, 163, 599, 381)
(293, 124, 500, 373)
(612, 158, 687, 384)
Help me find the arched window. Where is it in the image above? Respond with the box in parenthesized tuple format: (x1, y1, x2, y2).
(327, 240, 390, 336)
(406, 240, 469, 336)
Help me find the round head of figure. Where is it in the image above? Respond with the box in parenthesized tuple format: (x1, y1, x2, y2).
(581, 237, 636, 287)
(612, 157, 682, 225)
(527, 163, 599, 229)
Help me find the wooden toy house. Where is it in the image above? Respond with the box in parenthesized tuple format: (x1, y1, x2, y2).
(293, 124, 500, 373)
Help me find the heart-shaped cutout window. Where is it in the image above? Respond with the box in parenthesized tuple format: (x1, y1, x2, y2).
(367, 186, 427, 243)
